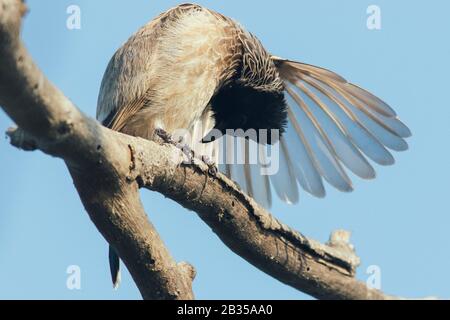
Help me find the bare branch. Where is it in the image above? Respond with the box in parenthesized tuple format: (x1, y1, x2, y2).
(0, 0, 428, 300)
(127, 137, 396, 300)
(0, 0, 194, 300)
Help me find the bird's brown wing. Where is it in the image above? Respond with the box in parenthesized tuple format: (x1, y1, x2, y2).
(102, 93, 152, 132)
(271, 57, 411, 198)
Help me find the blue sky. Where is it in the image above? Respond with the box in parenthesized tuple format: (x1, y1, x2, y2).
(0, 0, 449, 299)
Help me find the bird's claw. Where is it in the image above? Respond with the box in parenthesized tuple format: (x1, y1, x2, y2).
(154, 128, 174, 144)
(154, 128, 217, 176)
(201, 155, 218, 177)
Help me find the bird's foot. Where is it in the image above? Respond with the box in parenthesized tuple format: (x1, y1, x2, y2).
(154, 128, 218, 176)
(155, 128, 194, 163)
(154, 128, 174, 144)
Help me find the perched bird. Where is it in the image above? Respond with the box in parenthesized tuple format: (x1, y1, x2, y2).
(97, 3, 411, 288)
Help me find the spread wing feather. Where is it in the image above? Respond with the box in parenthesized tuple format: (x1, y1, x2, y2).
(190, 58, 410, 208)
(273, 57, 410, 198)
(270, 137, 299, 204)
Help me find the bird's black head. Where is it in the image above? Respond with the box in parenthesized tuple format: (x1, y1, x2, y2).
(207, 82, 288, 145)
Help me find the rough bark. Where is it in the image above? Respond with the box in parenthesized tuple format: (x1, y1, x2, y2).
(0, 0, 194, 300)
(0, 0, 425, 300)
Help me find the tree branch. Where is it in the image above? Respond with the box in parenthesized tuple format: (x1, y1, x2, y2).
(0, 0, 425, 300)
(0, 0, 194, 300)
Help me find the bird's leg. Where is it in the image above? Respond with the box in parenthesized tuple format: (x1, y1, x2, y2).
(154, 128, 217, 176)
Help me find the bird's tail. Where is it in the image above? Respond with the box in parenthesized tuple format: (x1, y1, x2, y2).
(108, 245, 121, 289)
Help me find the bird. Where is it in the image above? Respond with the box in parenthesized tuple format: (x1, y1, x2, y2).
(96, 3, 411, 288)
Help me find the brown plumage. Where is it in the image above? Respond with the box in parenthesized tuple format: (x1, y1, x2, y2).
(97, 3, 411, 288)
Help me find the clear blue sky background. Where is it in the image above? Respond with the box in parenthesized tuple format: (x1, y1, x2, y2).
(0, 0, 449, 300)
